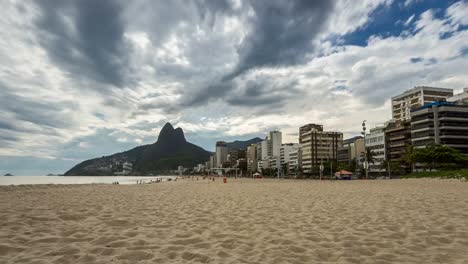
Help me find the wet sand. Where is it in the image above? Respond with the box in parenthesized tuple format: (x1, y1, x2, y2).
(1, 178, 468, 263)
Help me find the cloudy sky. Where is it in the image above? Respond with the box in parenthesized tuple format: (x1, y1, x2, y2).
(1, 0, 467, 175)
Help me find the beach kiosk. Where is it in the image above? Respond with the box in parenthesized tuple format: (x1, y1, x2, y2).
(253, 172, 262, 179)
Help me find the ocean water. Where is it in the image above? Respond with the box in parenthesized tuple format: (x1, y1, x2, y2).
(0, 176, 176, 186)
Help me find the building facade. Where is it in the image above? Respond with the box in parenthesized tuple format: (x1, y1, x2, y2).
(447, 88, 468, 105)
(280, 143, 300, 165)
(247, 144, 258, 173)
(410, 102, 468, 154)
(215, 141, 228, 168)
(385, 120, 411, 173)
(391, 86, 453, 122)
(365, 126, 386, 173)
(288, 148, 302, 176)
(337, 136, 365, 165)
(267, 131, 282, 157)
(299, 124, 343, 175)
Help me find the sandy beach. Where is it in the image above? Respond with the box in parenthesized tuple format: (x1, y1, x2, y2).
(1, 178, 468, 264)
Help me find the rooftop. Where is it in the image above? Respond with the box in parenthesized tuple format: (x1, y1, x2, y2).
(391, 86, 453, 100)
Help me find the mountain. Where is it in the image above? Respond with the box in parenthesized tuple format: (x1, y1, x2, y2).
(64, 123, 211, 176)
(226, 137, 263, 151)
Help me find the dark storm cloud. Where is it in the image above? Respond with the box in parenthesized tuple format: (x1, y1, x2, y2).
(230, 0, 336, 77)
(0, 133, 18, 143)
(186, 0, 336, 106)
(35, 0, 127, 87)
(226, 79, 302, 107)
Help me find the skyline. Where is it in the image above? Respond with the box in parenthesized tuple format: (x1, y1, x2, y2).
(1, 0, 468, 175)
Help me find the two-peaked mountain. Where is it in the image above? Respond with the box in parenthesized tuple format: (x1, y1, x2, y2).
(64, 123, 211, 176)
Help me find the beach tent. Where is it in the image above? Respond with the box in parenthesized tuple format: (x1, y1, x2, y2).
(253, 172, 262, 178)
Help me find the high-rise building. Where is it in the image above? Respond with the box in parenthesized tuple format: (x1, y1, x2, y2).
(267, 131, 282, 157)
(209, 155, 216, 169)
(337, 136, 365, 165)
(288, 148, 302, 176)
(280, 143, 300, 165)
(299, 124, 343, 175)
(228, 149, 246, 165)
(215, 141, 227, 168)
(261, 140, 269, 160)
(391, 86, 453, 122)
(410, 102, 468, 154)
(280, 143, 300, 177)
(385, 120, 411, 173)
(255, 142, 262, 161)
(247, 144, 258, 173)
(365, 126, 386, 173)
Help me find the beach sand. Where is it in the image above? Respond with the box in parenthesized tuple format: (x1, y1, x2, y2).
(1, 178, 468, 263)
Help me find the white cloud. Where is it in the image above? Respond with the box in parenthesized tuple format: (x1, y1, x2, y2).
(446, 0, 468, 26)
(404, 14, 416, 26)
(1, 0, 468, 173)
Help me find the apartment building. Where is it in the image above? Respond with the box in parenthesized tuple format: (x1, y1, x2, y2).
(299, 124, 343, 175)
(410, 101, 468, 154)
(288, 148, 302, 176)
(337, 136, 365, 165)
(385, 120, 411, 173)
(391, 86, 453, 122)
(215, 141, 227, 168)
(365, 126, 386, 173)
(267, 131, 282, 157)
(247, 144, 258, 173)
(447, 88, 468, 105)
(280, 143, 300, 165)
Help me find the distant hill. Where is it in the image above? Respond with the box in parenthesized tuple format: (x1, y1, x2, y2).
(3, 173, 13, 176)
(226, 137, 263, 151)
(64, 123, 211, 176)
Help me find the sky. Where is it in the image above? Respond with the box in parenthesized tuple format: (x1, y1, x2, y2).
(1, 0, 467, 175)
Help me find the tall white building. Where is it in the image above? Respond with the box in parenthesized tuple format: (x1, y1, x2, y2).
(391, 86, 453, 122)
(288, 148, 302, 176)
(365, 126, 386, 173)
(280, 143, 300, 165)
(261, 140, 269, 160)
(267, 131, 282, 157)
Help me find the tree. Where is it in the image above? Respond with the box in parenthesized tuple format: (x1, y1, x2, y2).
(362, 148, 377, 165)
(381, 160, 404, 177)
(405, 144, 416, 172)
(281, 163, 289, 177)
(411, 144, 466, 171)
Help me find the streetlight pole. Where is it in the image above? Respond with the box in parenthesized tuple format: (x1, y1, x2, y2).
(362, 120, 368, 179)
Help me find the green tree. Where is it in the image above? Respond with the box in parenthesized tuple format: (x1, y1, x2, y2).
(405, 144, 416, 172)
(381, 160, 404, 177)
(362, 148, 377, 165)
(281, 163, 289, 177)
(411, 144, 466, 171)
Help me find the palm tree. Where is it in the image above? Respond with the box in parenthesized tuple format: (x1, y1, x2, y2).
(362, 147, 377, 165)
